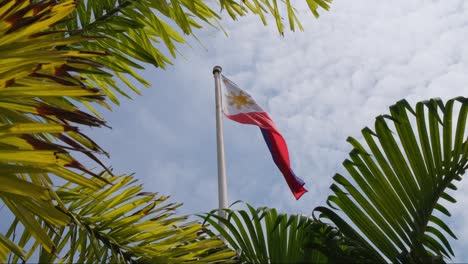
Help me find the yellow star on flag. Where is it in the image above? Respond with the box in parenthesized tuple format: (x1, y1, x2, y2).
(227, 91, 255, 110)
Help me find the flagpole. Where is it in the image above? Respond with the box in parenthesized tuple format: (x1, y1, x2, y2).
(213, 66, 228, 218)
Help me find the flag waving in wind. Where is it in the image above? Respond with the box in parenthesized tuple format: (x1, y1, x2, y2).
(221, 75, 307, 200)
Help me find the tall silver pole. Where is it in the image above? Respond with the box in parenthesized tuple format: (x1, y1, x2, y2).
(213, 66, 228, 218)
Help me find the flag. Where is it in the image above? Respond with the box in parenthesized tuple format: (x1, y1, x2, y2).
(220, 75, 307, 200)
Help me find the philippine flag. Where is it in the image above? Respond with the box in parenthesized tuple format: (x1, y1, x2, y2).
(221, 75, 307, 200)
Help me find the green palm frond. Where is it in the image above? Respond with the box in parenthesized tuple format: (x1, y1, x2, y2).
(200, 202, 369, 263)
(66, 0, 331, 103)
(315, 97, 467, 262)
(5, 173, 236, 263)
(0, 0, 331, 262)
(201, 203, 315, 263)
(0, 1, 114, 260)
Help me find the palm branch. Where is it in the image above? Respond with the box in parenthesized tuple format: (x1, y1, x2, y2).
(65, 0, 331, 104)
(315, 97, 467, 262)
(4, 173, 236, 263)
(0, 1, 113, 260)
(0, 0, 331, 261)
(201, 202, 375, 263)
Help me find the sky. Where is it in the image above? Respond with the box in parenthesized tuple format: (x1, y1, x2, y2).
(85, 0, 468, 261)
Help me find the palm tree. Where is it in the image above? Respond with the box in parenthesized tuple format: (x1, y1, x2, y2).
(5, 173, 237, 263)
(316, 97, 467, 262)
(216, 97, 467, 263)
(0, 0, 329, 262)
(202, 202, 376, 263)
(4, 1, 465, 263)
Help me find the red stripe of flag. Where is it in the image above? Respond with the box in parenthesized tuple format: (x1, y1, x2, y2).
(225, 112, 307, 200)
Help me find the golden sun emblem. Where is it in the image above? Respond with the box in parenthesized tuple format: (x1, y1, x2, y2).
(227, 91, 255, 110)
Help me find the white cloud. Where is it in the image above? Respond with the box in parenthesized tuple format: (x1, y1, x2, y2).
(95, 0, 468, 261)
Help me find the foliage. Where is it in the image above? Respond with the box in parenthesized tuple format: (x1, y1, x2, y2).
(2, 0, 466, 263)
(201, 203, 315, 263)
(303, 218, 380, 263)
(316, 97, 467, 262)
(5, 173, 236, 263)
(67, 0, 331, 105)
(201, 203, 375, 263)
(207, 98, 467, 263)
(0, 1, 110, 260)
(3, 0, 466, 263)
(0, 0, 330, 262)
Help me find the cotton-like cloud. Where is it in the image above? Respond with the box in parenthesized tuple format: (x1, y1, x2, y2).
(93, 0, 468, 261)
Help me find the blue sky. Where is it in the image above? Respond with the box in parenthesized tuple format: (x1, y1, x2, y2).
(0, 0, 468, 262)
(0, 0, 466, 262)
(83, 0, 468, 261)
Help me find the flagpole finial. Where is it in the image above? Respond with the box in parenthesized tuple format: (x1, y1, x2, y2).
(213, 65, 222, 74)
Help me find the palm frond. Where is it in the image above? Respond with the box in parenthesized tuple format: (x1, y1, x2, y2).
(4, 173, 237, 263)
(66, 0, 331, 103)
(0, 0, 331, 261)
(0, 0, 114, 259)
(200, 202, 371, 263)
(316, 97, 467, 262)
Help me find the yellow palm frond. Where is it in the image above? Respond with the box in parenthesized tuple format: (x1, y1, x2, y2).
(6, 174, 237, 263)
(0, 1, 111, 260)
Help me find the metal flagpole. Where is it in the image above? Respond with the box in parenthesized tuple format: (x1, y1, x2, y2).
(212, 66, 228, 219)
